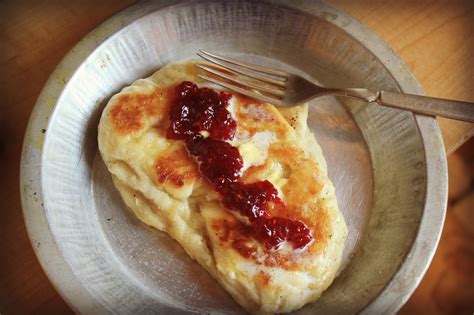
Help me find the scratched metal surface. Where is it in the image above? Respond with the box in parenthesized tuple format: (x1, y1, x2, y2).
(20, 0, 447, 314)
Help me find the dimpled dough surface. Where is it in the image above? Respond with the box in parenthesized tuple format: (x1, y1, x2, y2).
(98, 61, 347, 314)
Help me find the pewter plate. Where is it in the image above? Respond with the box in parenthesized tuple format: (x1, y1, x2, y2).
(20, 1, 447, 314)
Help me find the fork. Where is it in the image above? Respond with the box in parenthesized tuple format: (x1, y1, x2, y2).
(196, 50, 474, 123)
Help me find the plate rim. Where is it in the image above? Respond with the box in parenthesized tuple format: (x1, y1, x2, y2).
(20, 0, 447, 313)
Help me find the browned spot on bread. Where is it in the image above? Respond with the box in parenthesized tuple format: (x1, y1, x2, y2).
(257, 271, 271, 287)
(309, 208, 330, 254)
(110, 87, 172, 134)
(154, 144, 200, 187)
(281, 158, 328, 254)
(282, 161, 323, 216)
(267, 143, 302, 168)
(234, 95, 288, 138)
(241, 160, 271, 183)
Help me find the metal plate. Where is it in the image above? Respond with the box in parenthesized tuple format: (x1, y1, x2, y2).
(20, 0, 447, 314)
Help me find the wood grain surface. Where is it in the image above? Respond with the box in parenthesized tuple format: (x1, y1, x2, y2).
(0, 0, 472, 314)
(330, 0, 474, 154)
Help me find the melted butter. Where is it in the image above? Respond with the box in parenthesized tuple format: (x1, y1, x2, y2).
(238, 142, 263, 170)
(235, 130, 276, 173)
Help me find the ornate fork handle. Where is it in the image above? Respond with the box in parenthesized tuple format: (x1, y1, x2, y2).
(327, 88, 474, 122)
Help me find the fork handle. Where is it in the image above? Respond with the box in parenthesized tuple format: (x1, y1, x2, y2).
(377, 91, 474, 122)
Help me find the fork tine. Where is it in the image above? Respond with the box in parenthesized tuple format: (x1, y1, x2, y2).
(197, 52, 286, 87)
(198, 74, 283, 106)
(200, 50, 289, 79)
(196, 64, 285, 97)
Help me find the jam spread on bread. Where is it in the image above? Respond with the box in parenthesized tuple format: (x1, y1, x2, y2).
(167, 81, 312, 250)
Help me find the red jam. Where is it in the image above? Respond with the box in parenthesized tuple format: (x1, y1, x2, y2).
(186, 137, 243, 187)
(167, 81, 313, 250)
(167, 81, 236, 141)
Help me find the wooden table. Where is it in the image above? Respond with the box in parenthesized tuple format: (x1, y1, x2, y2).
(1, 0, 472, 314)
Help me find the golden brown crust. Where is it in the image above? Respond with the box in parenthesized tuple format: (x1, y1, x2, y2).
(154, 144, 200, 188)
(109, 88, 171, 134)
